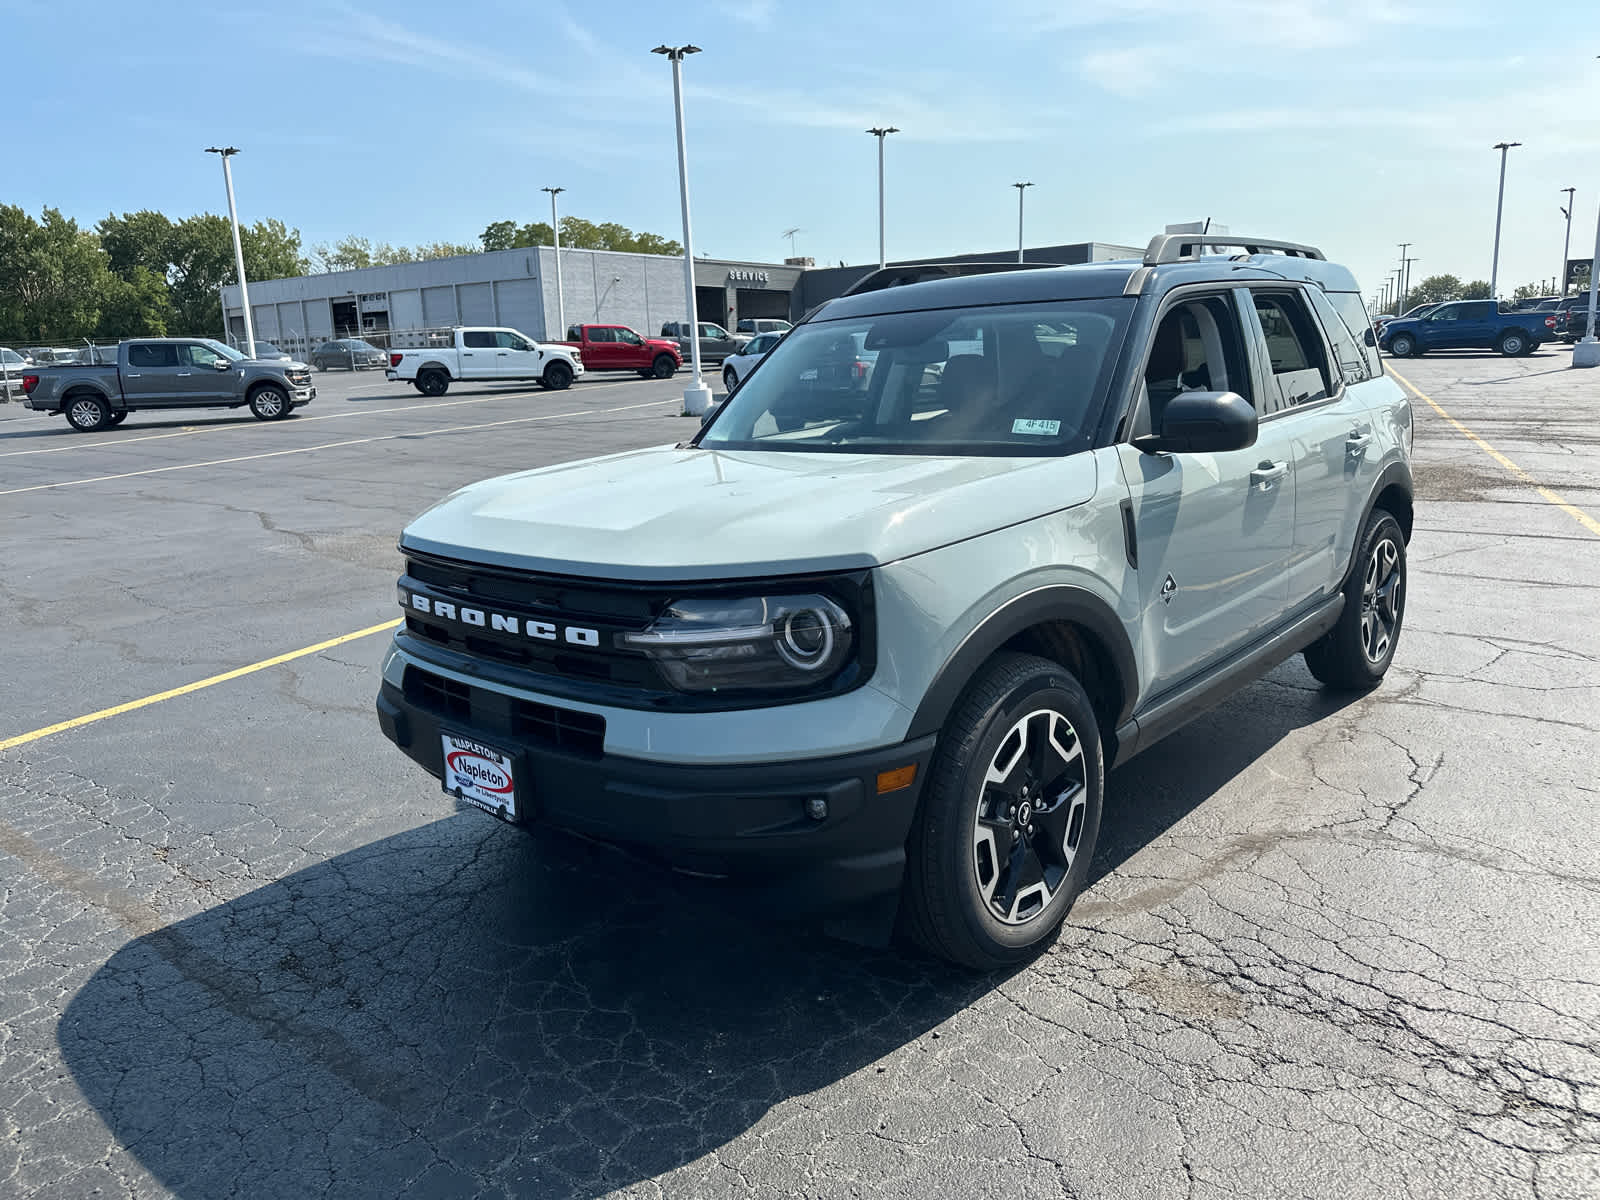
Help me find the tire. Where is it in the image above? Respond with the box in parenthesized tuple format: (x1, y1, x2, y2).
(1387, 333, 1416, 358)
(249, 385, 290, 421)
(1304, 510, 1407, 690)
(417, 370, 449, 397)
(66, 394, 111, 432)
(542, 361, 573, 391)
(108, 411, 128, 426)
(722, 366, 738, 392)
(901, 652, 1104, 970)
(1497, 331, 1526, 357)
(314, 360, 326, 372)
(651, 354, 677, 380)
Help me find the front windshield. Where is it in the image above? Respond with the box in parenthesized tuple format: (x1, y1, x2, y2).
(698, 299, 1129, 455)
(204, 339, 248, 361)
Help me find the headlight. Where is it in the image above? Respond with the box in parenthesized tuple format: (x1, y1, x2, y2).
(622, 594, 853, 693)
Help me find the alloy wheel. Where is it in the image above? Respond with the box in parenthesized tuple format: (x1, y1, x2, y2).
(971, 708, 1088, 925)
(1361, 537, 1403, 663)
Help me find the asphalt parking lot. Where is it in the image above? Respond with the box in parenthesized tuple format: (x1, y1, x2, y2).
(1, 349, 1597, 1199)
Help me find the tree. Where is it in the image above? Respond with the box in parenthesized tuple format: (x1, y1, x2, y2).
(1407, 274, 1464, 305)
(98, 266, 174, 337)
(0, 206, 115, 342)
(1511, 281, 1547, 301)
(1461, 280, 1491, 300)
(478, 216, 680, 256)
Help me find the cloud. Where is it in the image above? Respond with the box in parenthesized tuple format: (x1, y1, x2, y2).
(716, 0, 776, 27)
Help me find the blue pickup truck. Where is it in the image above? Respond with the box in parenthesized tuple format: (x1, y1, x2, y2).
(1379, 299, 1553, 358)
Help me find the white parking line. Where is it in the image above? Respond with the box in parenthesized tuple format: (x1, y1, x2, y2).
(0, 398, 677, 496)
(0, 377, 652, 459)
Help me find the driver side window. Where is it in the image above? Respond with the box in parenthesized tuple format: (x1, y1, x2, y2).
(180, 343, 226, 369)
(616, 329, 643, 346)
(1133, 294, 1252, 438)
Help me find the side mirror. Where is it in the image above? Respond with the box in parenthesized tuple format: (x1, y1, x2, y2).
(1134, 390, 1257, 455)
(214, 358, 231, 371)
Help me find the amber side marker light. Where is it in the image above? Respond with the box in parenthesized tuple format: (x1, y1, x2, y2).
(877, 764, 918, 794)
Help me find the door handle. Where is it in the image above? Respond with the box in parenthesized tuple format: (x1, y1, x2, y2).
(1346, 432, 1374, 454)
(125, 373, 141, 378)
(1250, 461, 1288, 490)
(177, 371, 192, 376)
(496, 352, 509, 356)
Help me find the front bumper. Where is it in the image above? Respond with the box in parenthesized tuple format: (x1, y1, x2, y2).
(292, 385, 315, 404)
(376, 673, 936, 914)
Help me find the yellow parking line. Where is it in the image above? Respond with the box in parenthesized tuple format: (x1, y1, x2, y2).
(0, 377, 646, 459)
(0, 619, 402, 753)
(1387, 364, 1600, 538)
(0, 397, 673, 496)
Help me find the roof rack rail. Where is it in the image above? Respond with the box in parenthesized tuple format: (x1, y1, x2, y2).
(1143, 234, 1325, 266)
(840, 261, 1056, 297)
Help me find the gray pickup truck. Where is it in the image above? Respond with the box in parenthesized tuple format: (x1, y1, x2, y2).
(22, 338, 315, 431)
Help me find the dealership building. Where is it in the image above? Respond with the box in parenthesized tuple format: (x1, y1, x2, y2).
(220, 239, 1141, 356)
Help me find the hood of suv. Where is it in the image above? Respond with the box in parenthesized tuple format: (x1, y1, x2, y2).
(401, 445, 1100, 580)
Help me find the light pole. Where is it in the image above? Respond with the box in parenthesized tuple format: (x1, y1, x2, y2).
(1559, 187, 1576, 297)
(1402, 257, 1417, 313)
(1013, 182, 1033, 263)
(1396, 242, 1410, 312)
(541, 186, 566, 340)
(867, 127, 899, 270)
(205, 146, 255, 359)
(1573, 201, 1600, 367)
(653, 44, 713, 415)
(1489, 141, 1521, 299)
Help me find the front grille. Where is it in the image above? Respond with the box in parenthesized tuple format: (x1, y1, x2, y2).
(400, 553, 662, 693)
(404, 666, 605, 758)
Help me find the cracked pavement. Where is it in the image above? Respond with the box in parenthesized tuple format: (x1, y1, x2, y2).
(1, 353, 1597, 1198)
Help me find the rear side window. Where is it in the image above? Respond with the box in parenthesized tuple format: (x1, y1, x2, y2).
(1251, 292, 1331, 410)
(1324, 291, 1381, 377)
(462, 331, 495, 348)
(127, 343, 178, 368)
(587, 328, 615, 343)
(1310, 289, 1377, 384)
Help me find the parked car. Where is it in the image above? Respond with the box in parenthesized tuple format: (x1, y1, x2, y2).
(1554, 296, 1598, 343)
(720, 331, 784, 391)
(1, 346, 32, 400)
(558, 324, 681, 378)
(736, 318, 793, 336)
(375, 232, 1414, 968)
(21, 337, 315, 431)
(245, 340, 295, 364)
(1379, 299, 1552, 357)
(660, 321, 748, 363)
(311, 338, 387, 371)
(385, 327, 583, 396)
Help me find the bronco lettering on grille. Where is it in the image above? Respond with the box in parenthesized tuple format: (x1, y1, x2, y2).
(403, 590, 601, 647)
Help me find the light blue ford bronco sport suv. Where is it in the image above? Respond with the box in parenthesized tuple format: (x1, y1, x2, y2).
(377, 234, 1413, 968)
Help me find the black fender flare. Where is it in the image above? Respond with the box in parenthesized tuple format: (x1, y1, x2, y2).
(905, 585, 1140, 742)
(1339, 459, 1414, 589)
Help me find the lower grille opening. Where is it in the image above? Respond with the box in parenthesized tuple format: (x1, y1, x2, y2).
(404, 667, 470, 722)
(403, 666, 605, 758)
(512, 698, 605, 758)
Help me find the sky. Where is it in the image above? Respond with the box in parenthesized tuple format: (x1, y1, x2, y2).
(9, 0, 1598, 305)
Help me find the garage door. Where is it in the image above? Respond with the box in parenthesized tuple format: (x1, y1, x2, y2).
(737, 287, 791, 320)
(494, 278, 543, 339)
(458, 283, 494, 326)
(422, 286, 456, 328)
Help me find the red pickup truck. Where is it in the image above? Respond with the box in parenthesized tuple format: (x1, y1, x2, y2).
(559, 324, 682, 379)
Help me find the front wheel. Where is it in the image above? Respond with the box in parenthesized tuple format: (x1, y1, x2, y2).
(249, 385, 291, 421)
(542, 361, 573, 391)
(1387, 333, 1416, 358)
(722, 366, 738, 392)
(1304, 509, 1407, 689)
(1497, 331, 1527, 357)
(66, 395, 111, 431)
(651, 354, 677, 380)
(417, 370, 449, 397)
(901, 652, 1103, 970)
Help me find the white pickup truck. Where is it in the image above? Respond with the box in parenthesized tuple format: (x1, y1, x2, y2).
(387, 327, 584, 397)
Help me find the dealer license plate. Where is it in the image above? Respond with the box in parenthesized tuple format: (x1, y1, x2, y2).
(440, 733, 518, 820)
